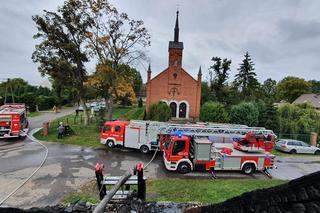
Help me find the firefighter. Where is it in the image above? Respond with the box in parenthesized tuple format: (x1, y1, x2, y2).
(95, 163, 106, 200)
(57, 122, 65, 139)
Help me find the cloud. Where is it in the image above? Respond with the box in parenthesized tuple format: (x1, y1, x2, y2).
(0, 0, 319, 85)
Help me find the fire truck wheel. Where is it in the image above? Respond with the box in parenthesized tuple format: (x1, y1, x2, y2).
(177, 162, 191, 174)
(290, 149, 297, 154)
(140, 145, 150, 154)
(107, 140, 115, 148)
(242, 163, 256, 175)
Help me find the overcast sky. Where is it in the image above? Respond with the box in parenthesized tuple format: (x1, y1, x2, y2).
(0, 0, 319, 86)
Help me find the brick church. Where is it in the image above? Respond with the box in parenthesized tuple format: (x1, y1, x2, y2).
(146, 11, 202, 120)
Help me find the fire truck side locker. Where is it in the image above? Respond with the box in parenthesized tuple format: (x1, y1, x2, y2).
(193, 138, 215, 171)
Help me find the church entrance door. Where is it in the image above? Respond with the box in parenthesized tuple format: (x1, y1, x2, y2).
(179, 103, 187, 118)
(169, 102, 177, 118)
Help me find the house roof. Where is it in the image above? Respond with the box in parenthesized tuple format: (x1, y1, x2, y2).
(293, 93, 320, 108)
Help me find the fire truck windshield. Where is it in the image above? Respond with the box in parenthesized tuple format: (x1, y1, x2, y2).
(165, 138, 172, 150)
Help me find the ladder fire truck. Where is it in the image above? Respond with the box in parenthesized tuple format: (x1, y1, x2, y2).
(162, 132, 275, 175)
(100, 120, 275, 154)
(0, 104, 29, 139)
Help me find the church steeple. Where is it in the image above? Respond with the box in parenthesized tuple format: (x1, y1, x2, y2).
(174, 10, 179, 42)
(147, 63, 151, 83)
(168, 10, 183, 67)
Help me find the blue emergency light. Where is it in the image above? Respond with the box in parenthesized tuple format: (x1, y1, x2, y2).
(174, 131, 183, 138)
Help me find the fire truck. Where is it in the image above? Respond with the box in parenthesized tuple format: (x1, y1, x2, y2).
(100, 120, 276, 154)
(163, 132, 275, 174)
(100, 120, 165, 154)
(0, 104, 29, 139)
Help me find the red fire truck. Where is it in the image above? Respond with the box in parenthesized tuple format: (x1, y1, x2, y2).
(0, 104, 29, 139)
(163, 132, 276, 174)
(100, 120, 276, 154)
(100, 120, 163, 154)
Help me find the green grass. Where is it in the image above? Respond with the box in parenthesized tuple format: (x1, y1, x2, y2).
(62, 178, 286, 205)
(33, 113, 104, 148)
(147, 179, 287, 204)
(63, 181, 100, 204)
(28, 111, 42, 117)
(33, 106, 144, 148)
(272, 148, 317, 157)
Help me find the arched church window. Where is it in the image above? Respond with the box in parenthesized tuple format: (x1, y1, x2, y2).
(169, 102, 177, 118)
(179, 102, 187, 118)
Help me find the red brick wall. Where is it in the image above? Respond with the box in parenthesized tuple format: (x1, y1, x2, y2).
(146, 66, 201, 119)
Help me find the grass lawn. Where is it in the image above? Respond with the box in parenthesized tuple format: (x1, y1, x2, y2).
(147, 179, 287, 204)
(28, 111, 42, 117)
(34, 106, 144, 148)
(272, 148, 317, 157)
(62, 178, 286, 205)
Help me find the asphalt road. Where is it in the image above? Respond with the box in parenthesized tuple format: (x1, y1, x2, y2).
(0, 109, 319, 208)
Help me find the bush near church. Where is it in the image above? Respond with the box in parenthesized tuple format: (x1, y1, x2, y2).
(200, 101, 229, 123)
(147, 102, 171, 122)
(230, 102, 259, 126)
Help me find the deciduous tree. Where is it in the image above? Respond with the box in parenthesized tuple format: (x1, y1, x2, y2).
(81, 0, 150, 120)
(200, 102, 229, 123)
(230, 102, 259, 126)
(32, 0, 92, 124)
(208, 57, 232, 103)
(276, 77, 311, 103)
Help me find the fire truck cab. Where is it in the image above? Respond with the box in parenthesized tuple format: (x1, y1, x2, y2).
(100, 120, 161, 154)
(100, 121, 130, 148)
(163, 133, 275, 174)
(0, 104, 29, 139)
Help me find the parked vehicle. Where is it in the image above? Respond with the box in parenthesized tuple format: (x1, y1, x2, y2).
(163, 133, 275, 174)
(275, 139, 320, 155)
(100, 120, 276, 154)
(0, 104, 29, 138)
(100, 120, 162, 154)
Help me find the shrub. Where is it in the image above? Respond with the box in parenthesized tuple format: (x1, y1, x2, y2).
(200, 102, 229, 123)
(148, 102, 171, 122)
(230, 102, 259, 126)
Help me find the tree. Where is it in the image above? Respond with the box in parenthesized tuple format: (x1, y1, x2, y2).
(208, 57, 232, 102)
(234, 52, 258, 99)
(147, 102, 171, 122)
(260, 102, 279, 132)
(277, 103, 320, 137)
(309, 80, 320, 93)
(32, 0, 92, 125)
(261, 78, 277, 102)
(276, 77, 311, 103)
(230, 102, 259, 126)
(200, 102, 229, 123)
(82, 0, 150, 120)
(253, 100, 266, 126)
(201, 82, 215, 105)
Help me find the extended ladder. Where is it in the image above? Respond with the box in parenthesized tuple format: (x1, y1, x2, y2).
(129, 120, 275, 138)
(159, 125, 275, 137)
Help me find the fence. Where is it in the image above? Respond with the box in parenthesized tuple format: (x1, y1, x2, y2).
(53, 112, 103, 129)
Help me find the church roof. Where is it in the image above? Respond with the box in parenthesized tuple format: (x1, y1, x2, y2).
(150, 67, 197, 83)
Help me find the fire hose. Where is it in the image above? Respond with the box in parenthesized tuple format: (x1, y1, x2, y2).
(0, 128, 48, 206)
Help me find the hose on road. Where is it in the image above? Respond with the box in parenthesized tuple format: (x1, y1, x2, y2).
(0, 128, 48, 206)
(144, 146, 159, 170)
